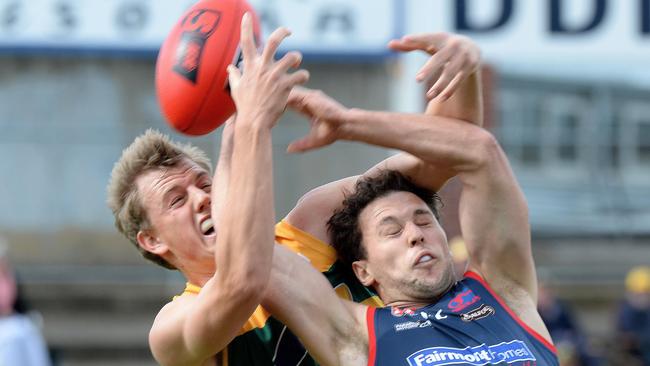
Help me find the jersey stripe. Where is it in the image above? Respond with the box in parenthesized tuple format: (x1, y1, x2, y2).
(366, 307, 377, 366)
(464, 271, 558, 354)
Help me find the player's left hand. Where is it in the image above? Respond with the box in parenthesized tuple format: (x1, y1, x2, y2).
(388, 32, 480, 101)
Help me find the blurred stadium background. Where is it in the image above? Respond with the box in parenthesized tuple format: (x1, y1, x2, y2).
(0, 0, 649, 365)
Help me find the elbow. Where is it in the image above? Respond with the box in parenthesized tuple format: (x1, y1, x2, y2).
(465, 129, 504, 170)
(223, 267, 269, 303)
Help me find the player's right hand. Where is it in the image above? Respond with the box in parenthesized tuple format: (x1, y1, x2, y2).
(227, 13, 310, 129)
(388, 33, 480, 101)
(286, 87, 348, 153)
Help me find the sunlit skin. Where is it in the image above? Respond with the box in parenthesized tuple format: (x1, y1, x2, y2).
(354, 191, 455, 307)
(135, 158, 217, 281)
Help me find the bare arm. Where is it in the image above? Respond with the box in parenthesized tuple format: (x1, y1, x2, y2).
(288, 91, 540, 327)
(210, 117, 235, 226)
(285, 32, 482, 242)
(263, 245, 369, 366)
(341, 111, 534, 292)
(149, 16, 309, 366)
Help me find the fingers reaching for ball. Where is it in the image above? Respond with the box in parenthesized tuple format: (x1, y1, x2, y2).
(228, 13, 309, 130)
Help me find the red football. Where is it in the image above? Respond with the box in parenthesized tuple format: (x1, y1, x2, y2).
(156, 0, 260, 136)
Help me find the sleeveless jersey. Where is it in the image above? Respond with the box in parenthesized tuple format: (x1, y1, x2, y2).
(367, 271, 558, 366)
(176, 220, 383, 366)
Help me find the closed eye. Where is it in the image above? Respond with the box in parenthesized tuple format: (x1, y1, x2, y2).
(384, 226, 402, 237)
(170, 194, 185, 207)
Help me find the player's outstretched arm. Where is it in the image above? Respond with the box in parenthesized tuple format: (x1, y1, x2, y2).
(284, 33, 482, 242)
(263, 244, 369, 366)
(287, 85, 544, 337)
(148, 15, 309, 366)
(388, 34, 537, 311)
(210, 116, 235, 226)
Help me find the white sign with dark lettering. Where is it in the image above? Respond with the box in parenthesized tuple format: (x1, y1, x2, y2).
(0, 0, 400, 56)
(423, 0, 650, 71)
(0, 0, 648, 66)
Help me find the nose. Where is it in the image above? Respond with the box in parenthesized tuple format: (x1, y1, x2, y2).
(191, 186, 211, 213)
(406, 223, 425, 247)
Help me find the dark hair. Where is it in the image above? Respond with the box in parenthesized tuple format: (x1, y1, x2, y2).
(327, 170, 441, 269)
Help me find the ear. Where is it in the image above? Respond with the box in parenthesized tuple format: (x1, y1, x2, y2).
(352, 259, 375, 287)
(136, 230, 168, 257)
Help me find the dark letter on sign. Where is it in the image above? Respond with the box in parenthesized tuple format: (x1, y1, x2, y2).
(642, 0, 650, 34)
(117, 3, 148, 32)
(550, 0, 606, 34)
(456, 0, 514, 33)
(315, 6, 355, 37)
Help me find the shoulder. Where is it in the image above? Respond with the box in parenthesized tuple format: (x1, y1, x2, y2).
(340, 301, 371, 343)
(336, 302, 371, 364)
(285, 175, 360, 243)
(464, 269, 535, 314)
(149, 294, 197, 365)
(464, 271, 553, 344)
(157, 292, 194, 316)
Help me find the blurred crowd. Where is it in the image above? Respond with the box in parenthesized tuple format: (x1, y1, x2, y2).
(451, 236, 650, 366)
(537, 265, 650, 366)
(614, 266, 650, 366)
(0, 240, 52, 366)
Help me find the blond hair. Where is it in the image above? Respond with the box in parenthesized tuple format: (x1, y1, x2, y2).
(626, 266, 650, 294)
(107, 129, 212, 269)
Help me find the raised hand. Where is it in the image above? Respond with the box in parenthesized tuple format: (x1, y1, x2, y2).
(227, 13, 310, 129)
(388, 33, 480, 101)
(286, 87, 349, 153)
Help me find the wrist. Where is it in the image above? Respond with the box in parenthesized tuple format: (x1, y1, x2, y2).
(338, 108, 364, 140)
(340, 108, 377, 141)
(235, 113, 276, 133)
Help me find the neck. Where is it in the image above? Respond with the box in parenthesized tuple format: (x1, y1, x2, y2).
(384, 300, 431, 309)
(180, 263, 216, 288)
(380, 278, 457, 309)
(184, 273, 212, 288)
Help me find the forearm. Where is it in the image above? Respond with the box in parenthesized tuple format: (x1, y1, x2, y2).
(216, 122, 275, 286)
(263, 245, 362, 366)
(178, 124, 276, 361)
(212, 120, 234, 224)
(425, 70, 483, 125)
(357, 71, 482, 193)
(341, 110, 489, 174)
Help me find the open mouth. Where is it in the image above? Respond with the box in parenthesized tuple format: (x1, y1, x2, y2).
(200, 218, 215, 236)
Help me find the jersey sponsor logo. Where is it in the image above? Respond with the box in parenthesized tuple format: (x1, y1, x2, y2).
(460, 304, 495, 322)
(434, 309, 448, 320)
(447, 286, 480, 313)
(418, 309, 447, 321)
(407, 340, 536, 366)
(391, 306, 417, 317)
(394, 319, 433, 332)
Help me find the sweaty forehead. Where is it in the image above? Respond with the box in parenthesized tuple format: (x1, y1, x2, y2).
(135, 159, 208, 201)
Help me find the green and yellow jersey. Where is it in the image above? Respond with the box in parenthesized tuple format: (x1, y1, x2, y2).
(175, 220, 383, 366)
